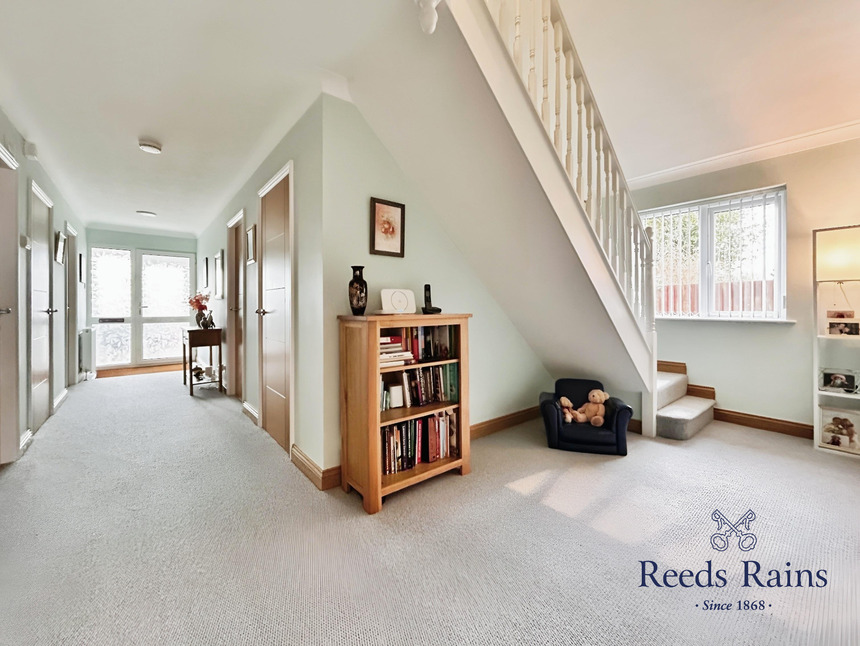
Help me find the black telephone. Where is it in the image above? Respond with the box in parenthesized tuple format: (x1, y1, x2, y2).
(422, 284, 442, 314)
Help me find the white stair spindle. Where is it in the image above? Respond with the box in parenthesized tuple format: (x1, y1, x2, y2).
(528, 0, 537, 107)
(613, 170, 621, 274)
(565, 50, 573, 177)
(575, 66, 584, 197)
(513, 0, 522, 79)
(585, 101, 594, 220)
(540, 0, 550, 130)
(553, 22, 563, 156)
(603, 151, 611, 253)
(594, 125, 603, 234)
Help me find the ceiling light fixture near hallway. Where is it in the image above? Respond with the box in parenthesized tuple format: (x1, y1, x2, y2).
(138, 139, 162, 154)
(136, 210, 157, 218)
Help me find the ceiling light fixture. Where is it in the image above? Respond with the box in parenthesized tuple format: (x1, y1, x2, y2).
(138, 139, 162, 154)
(136, 210, 157, 218)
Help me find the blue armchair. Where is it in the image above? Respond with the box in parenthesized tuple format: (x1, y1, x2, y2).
(539, 378, 632, 456)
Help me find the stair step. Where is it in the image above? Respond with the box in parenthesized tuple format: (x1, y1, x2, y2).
(656, 371, 688, 409)
(657, 395, 715, 441)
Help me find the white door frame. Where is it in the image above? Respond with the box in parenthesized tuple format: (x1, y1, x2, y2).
(0, 146, 20, 463)
(65, 221, 79, 387)
(226, 209, 245, 398)
(30, 180, 55, 423)
(256, 161, 295, 451)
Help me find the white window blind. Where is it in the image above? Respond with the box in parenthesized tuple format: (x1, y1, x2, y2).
(641, 186, 787, 320)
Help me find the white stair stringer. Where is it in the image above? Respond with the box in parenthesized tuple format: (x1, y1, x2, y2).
(345, 0, 654, 420)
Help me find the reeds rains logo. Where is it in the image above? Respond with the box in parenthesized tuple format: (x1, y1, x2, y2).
(639, 509, 829, 589)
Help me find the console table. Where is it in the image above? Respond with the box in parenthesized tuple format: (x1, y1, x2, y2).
(182, 328, 223, 396)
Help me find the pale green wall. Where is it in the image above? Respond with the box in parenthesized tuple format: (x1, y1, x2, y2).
(633, 138, 860, 424)
(0, 107, 87, 441)
(197, 94, 552, 469)
(320, 95, 551, 466)
(86, 228, 196, 255)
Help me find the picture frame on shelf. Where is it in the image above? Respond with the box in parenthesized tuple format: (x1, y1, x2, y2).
(819, 369, 859, 393)
(827, 321, 859, 336)
(819, 407, 860, 455)
(246, 225, 256, 265)
(54, 231, 66, 264)
(826, 309, 854, 319)
(370, 197, 405, 258)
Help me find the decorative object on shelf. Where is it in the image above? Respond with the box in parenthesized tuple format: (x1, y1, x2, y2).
(827, 321, 859, 335)
(54, 231, 66, 264)
(189, 292, 213, 328)
(380, 288, 416, 314)
(819, 369, 859, 393)
(422, 283, 442, 314)
(246, 225, 256, 264)
(370, 197, 405, 257)
(820, 408, 860, 455)
(214, 250, 224, 299)
(348, 266, 368, 315)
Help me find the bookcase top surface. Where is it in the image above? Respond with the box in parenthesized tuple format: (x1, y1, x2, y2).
(338, 313, 472, 323)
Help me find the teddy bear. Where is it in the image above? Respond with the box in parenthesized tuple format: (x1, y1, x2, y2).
(559, 389, 610, 426)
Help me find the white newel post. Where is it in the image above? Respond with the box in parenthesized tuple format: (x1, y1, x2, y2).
(641, 225, 657, 437)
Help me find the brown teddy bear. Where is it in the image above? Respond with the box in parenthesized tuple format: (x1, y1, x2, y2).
(559, 389, 610, 426)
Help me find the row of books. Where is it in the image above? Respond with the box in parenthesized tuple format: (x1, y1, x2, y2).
(379, 364, 459, 411)
(381, 411, 459, 475)
(379, 326, 458, 365)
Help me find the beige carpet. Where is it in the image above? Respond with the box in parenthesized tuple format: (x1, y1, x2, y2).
(0, 372, 857, 645)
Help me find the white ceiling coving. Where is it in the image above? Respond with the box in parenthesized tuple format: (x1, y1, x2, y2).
(1, 0, 859, 233)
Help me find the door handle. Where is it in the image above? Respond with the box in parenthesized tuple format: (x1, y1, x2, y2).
(0, 307, 11, 314)
(45, 308, 59, 314)
(229, 307, 239, 312)
(255, 308, 268, 316)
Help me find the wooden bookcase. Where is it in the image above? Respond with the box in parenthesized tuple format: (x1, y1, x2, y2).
(338, 313, 471, 513)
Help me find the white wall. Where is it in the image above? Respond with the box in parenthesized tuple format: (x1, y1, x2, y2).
(632, 138, 860, 424)
(197, 93, 553, 470)
(0, 107, 87, 445)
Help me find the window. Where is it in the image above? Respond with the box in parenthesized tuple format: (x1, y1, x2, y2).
(641, 186, 786, 320)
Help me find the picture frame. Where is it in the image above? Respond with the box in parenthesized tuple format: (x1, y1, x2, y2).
(246, 225, 256, 265)
(370, 197, 405, 258)
(78, 252, 85, 284)
(819, 406, 860, 455)
(819, 368, 859, 393)
(827, 310, 854, 319)
(54, 231, 66, 264)
(204, 257, 210, 289)
(214, 250, 224, 299)
(828, 321, 860, 336)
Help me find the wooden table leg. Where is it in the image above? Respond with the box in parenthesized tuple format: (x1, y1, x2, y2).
(182, 342, 187, 385)
(218, 340, 223, 392)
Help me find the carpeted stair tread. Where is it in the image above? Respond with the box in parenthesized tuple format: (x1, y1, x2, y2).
(657, 395, 715, 440)
(656, 371, 688, 409)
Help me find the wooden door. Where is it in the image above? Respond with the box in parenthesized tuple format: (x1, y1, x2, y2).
(30, 184, 53, 432)
(259, 175, 290, 450)
(0, 167, 19, 463)
(227, 220, 243, 398)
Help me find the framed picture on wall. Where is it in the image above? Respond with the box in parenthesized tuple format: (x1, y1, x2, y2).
(246, 225, 256, 264)
(78, 252, 85, 284)
(370, 197, 405, 258)
(204, 257, 210, 289)
(214, 250, 224, 298)
(54, 231, 66, 264)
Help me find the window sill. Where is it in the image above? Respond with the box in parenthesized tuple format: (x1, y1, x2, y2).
(657, 317, 796, 325)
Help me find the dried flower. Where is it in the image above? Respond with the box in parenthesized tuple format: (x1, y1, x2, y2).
(188, 293, 210, 312)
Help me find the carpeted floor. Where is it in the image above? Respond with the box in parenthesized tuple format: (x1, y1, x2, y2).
(0, 373, 857, 645)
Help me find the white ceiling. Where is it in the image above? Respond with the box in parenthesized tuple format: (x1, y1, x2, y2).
(559, 0, 860, 185)
(1, 0, 859, 234)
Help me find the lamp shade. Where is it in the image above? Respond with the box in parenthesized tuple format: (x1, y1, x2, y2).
(816, 226, 860, 282)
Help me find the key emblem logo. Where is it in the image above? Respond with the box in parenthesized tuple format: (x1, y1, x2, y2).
(710, 509, 757, 552)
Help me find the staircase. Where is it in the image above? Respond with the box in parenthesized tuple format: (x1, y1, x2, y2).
(655, 368, 715, 440)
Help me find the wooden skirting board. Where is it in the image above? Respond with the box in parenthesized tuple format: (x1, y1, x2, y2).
(471, 406, 540, 440)
(97, 363, 183, 379)
(291, 445, 342, 491)
(657, 360, 687, 374)
(713, 409, 813, 440)
(687, 384, 716, 399)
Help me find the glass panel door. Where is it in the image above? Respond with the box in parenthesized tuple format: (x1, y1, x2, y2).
(138, 252, 192, 363)
(90, 247, 132, 367)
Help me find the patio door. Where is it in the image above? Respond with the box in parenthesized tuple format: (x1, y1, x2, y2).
(90, 248, 194, 368)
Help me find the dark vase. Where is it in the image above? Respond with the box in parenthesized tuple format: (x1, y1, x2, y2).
(195, 310, 206, 328)
(196, 311, 214, 329)
(349, 266, 367, 315)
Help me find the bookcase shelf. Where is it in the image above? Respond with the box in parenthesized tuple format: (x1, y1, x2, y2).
(379, 358, 459, 374)
(338, 313, 472, 513)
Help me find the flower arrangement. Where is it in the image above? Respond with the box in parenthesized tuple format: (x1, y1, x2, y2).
(188, 293, 210, 312)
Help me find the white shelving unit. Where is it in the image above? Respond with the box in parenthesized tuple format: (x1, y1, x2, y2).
(813, 225, 860, 459)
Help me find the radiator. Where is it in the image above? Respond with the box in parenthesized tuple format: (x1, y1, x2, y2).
(79, 328, 96, 374)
